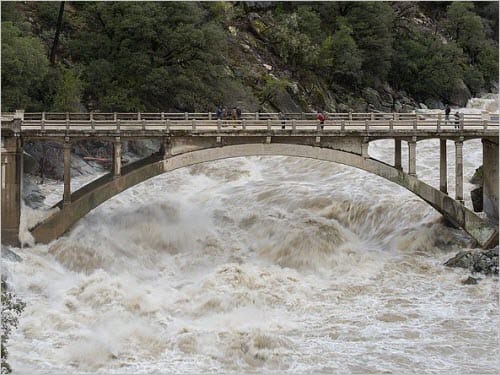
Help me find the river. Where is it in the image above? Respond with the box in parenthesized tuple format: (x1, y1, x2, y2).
(2, 99, 498, 374)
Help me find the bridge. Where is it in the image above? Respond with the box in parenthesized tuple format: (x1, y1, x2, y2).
(1, 111, 498, 248)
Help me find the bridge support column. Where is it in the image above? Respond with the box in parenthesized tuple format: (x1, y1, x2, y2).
(1, 136, 23, 246)
(394, 139, 402, 170)
(408, 138, 417, 177)
(440, 139, 448, 194)
(455, 139, 463, 204)
(113, 137, 122, 178)
(482, 138, 498, 224)
(161, 137, 172, 159)
(361, 138, 369, 158)
(63, 138, 71, 205)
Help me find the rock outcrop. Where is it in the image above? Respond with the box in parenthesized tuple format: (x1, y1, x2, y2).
(444, 246, 499, 275)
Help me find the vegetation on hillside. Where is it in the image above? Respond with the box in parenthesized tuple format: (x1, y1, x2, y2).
(1, 1, 498, 112)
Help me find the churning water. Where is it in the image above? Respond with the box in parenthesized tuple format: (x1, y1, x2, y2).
(2, 101, 499, 374)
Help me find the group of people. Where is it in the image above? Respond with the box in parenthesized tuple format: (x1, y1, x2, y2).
(445, 105, 462, 129)
(215, 106, 242, 121)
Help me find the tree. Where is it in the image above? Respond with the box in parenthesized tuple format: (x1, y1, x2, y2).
(1, 21, 49, 111)
(446, 2, 488, 64)
(346, 2, 395, 84)
(52, 68, 81, 112)
(327, 19, 362, 86)
(390, 33, 466, 102)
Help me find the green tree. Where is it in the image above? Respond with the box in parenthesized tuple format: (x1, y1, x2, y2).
(446, 2, 487, 64)
(346, 2, 395, 84)
(52, 68, 81, 111)
(390, 33, 467, 102)
(327, 19, 362, 86)
(1, 21, 49, 111)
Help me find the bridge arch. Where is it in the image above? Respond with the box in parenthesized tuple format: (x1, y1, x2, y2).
(31, 143, 498, 248)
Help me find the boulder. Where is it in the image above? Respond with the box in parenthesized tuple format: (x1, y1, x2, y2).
(23, 151, 39, 174)
(362, 88, 382, 110)
(461, 276, 478, 285)
(469, 165, 483, 185)
(445, 246, 498, 275)
(471, 186, 483, 212)
(448, 79, 472, 107)
(424, 99, 445, 109)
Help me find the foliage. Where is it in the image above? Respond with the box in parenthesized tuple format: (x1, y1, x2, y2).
(258, 75, 291, 106)
(325, 19, 362, 86)
(52, 68, 82, 111)
(263, 7, 322, 71)
(346, 2, 395, 84)
(390, 33, 466, 101)
(1, 21, 50, 111)
(1, 276, 26, 374)
(0, 1, 497, 112)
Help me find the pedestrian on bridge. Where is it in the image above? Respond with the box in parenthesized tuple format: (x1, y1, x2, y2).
(215, 106, 222, 120)
(454, 111, 460, 130)
(317, 111, 325, 130)
(445, 105, 451, 124)
(279, 112, 287, 129)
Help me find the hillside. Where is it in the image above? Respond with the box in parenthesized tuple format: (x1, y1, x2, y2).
(1, 1, 498, 113)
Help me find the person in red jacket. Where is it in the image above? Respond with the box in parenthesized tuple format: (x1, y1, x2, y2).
(317, 111, 325, 130)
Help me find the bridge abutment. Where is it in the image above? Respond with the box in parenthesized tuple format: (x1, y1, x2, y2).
(483, 138, 498, 224)
(1, 136, 22, 246)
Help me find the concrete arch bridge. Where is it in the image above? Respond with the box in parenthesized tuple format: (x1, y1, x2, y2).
(1, 111, 498, 248)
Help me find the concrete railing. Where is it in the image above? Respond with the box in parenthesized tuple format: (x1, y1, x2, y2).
(2, 112, 498, 132)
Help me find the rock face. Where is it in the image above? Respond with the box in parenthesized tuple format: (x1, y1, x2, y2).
(471, 186, 483, 212)
(444, 246, 499, 275)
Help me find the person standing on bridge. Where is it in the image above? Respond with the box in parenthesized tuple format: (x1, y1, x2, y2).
(317, 111, 325, 130)
(215, 106, 222, 120)
(454, 111, 460, 130)
(279, 112, 287, 129)
(445, 105, 451, 124)
(236, 107, 242, 121)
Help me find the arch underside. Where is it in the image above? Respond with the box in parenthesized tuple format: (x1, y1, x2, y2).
(31, 143, 498, 248)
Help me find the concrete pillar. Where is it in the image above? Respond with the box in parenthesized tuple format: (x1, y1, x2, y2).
(1, 136, 23, 245)
(440, 139, 448, 194)
(408, 138, 417, 177)
(63, 138, 71, 205)
(482, 139, 498, 224)
(394, 139, 402, 170)
(161, 137, 172, 159)
(361, 139, 369, 158)
(455, 139, 463, 203)
(113, 137, 122, 178)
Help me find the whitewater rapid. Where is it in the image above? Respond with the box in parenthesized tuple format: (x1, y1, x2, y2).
(2, 101, 499, 374)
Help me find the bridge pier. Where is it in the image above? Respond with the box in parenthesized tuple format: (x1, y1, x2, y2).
(361, 138, 369, 158)
(440, 139, 448, 194)
(483, 138, 498, 224)
(113, 137, 122, 178)
(1, 136, 23, 246)
(160, 137, 172, 159)
(63, 138, 71, 205)
(394, 139, 402, 170)
(455, 139, 463, 204)
(408, 138, 417, 177)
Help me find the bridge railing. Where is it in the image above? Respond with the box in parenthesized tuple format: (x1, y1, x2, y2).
(4, 112, 498, 132)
